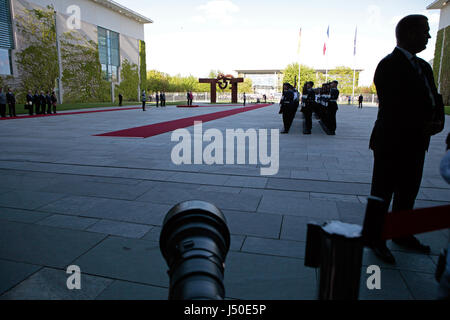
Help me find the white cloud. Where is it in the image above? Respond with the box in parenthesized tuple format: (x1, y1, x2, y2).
(193, 0, 240, 25)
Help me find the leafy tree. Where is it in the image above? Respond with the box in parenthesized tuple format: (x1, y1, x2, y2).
(139, 40, 147, 92)
(282, 63, 315, 89)
(15, 5, 59, 94)
(115, 59, 139, 101)
(147, 70, 170, 93)
(60, 32, 110, 102)
(238, 78, 253, 93)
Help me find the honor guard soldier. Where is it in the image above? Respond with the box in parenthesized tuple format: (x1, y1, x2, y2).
(328, 80, 340, 135)
(301, 81, 316, 134)
(280, 83, 296, 134)
(45, 91, 52, 114)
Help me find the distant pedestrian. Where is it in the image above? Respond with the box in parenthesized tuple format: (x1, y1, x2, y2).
(0, 88, 6, 118)
(6, 88, 16, 117)
(118, 93, 123, 106)
(155, 92, 160, 107)
(348, 96, 351, 105)
(358, 95, 364, 108)
(142, 90, 147, 111)
(243, 93, 246, 106)
(161, 92, 166, 107)
(189, 91, 194, 106)
(263, 94, 267, 104)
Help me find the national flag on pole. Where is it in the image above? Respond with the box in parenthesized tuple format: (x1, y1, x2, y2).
(353, 26, 358, 56)
(297, 28, 302, 55)
(323, 25, 329, 56)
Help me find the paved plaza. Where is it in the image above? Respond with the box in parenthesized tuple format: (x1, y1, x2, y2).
(0, 103, 449, 300)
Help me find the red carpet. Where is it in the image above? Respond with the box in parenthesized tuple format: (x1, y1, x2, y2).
(96, 104, 273, 138)
(177, 104, 246, 108)
(0, 107, 141, 120)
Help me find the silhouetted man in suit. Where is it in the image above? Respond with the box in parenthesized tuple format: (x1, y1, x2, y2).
(280, 83, 296, 134)
(6, 88, 16, 117)
(358, 95, 363, 108)
(365, 15, 445, 264)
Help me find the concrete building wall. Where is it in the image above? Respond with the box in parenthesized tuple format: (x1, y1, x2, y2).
(439, 3, 450, 30)
(7, 0, 145, 90)
(23, 0, 145, 39)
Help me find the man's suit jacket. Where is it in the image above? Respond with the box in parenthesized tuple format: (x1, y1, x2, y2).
(370, 47, 445, 152)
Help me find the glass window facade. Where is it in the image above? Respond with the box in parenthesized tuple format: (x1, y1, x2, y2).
(0, 48, 11, 75)
(0, 0, 13, 75)
(98, 26, 120, 82)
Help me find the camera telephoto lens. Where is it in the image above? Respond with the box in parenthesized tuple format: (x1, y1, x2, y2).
(160, 200, 230, 300)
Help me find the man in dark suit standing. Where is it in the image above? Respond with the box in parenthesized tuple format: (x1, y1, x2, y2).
(26, 90, 34, 115)
(358, 95, 364, 109)
(6, 88, 16, 117)
(365, 15, 445, 264)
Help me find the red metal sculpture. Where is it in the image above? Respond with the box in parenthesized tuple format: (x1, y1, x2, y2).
(199, 74, 244, 104)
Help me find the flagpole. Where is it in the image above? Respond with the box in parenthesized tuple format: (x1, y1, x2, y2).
(298, 28, 302, 90)
(351, 26, 357, 105)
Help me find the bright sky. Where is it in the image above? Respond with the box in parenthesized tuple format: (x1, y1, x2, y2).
(116, 0, 440, 86)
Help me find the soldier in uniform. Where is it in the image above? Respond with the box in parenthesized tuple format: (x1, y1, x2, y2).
(328, 80, 340, 135)
(6, 88, 16, 117)
(301, 81, 316, 134)
(0, 88, 6, 118)
(279, 83, 296, 134)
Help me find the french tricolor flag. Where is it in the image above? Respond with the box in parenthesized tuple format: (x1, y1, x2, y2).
(323, 25, 329, 56)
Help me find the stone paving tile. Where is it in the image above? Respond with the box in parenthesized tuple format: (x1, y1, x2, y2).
(167, 172, 230, 186)
(335, 201, 366, 225)
(0, 260, 41, 296)
(73, 236, 168, 287)
(280, 216, 326, 242)
(421, 188, 450, 202)
(388, 231, 449, 256)
(239, 188, 310, 200)
(257, 195, 340, 220)
(222, 210, 282, 239)
(37, 215, 99, 231)
(39, 179, 153, 201)
(400, 271, 440, 300)
(0, 207, 51, 223)
(241, 237, 306, 259)
(0, 221, 106, 268)
(266, 178, 371, 195)
(96, 280, 168, 300)
(310, 192, 360, 203)
(39, 196, 171, 226)
(197, 185, 242, 194)
(0, 267, 112, 300)
(290, 170, 329, 181)
(224, 176, 268, 188)
(224, 252, 317, 300)
(136, 188, 261, 212)
(0, 191, 67, 211)
(358, 269, 413, 300)
(87, 220, 151, 239)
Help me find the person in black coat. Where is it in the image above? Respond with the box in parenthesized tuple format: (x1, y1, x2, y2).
(39, 91, 46, 115)
(51, 91, 57, 114)
(365, 15, 445, 264)
(6, 88, 16, 117)
(301, 82, 316, 134)
(33, 91, 40, 114)
(26, 90, 34, 115)
(280, 83, 296, 134)
(45, 91, 52, 114)
(155, 92, 160, 107)
(118, 93, 123, 106)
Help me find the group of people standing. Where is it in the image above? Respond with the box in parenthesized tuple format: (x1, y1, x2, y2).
(141, 91, 166, 111)
(25, 90, 58, 116)
(279, 80, 340, 135)
(0, 88, 56, 118)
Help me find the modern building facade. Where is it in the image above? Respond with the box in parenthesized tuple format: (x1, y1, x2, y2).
(0, 0, 152, 100)
(427, 0, 450, 105)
